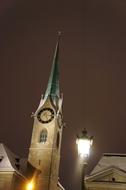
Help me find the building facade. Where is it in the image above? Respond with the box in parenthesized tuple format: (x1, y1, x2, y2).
(0, 37, 64, 190)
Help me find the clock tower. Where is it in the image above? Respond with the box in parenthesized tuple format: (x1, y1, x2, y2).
(28, 36, 64, 190)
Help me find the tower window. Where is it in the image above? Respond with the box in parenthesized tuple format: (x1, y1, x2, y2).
(56, 132, 60, 148)
(40, 129, 47, 143)
(39, 160, 41, 165)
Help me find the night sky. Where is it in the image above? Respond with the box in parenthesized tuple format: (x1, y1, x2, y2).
(0, 0, 126, 189)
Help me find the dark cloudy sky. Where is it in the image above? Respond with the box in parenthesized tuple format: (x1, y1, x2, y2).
(0, 0, 126, 189)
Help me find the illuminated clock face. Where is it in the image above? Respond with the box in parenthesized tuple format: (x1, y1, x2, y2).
(37, 108, 54, 124)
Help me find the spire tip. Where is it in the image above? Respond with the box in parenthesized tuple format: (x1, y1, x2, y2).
(58, 31, 61, 36)
(57, 31, 61, 41)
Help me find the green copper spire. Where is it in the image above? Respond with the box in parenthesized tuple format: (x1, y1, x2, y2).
(44, 34, 60, 99)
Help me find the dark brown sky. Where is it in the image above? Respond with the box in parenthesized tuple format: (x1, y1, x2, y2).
(0, 0, 126, 189)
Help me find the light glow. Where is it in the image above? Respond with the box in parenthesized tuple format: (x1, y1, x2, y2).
(26, 181, 34, 190)
(76, 139, 92, 157)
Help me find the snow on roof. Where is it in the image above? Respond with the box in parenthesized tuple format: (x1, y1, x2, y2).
(0, 143, 26, 178)
(91, 153, 126, 175)
(0, 143, 14, 171)
(57, 181, 65, 190)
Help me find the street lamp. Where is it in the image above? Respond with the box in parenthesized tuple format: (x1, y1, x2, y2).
(76, 128, 93, 190)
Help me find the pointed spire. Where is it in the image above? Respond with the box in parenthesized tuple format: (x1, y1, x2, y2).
(44, 32, 61, 99)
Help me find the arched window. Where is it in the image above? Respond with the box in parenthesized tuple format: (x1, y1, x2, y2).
(40, 129, 47, 143)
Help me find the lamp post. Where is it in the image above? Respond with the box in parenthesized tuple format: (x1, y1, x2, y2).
(76, 128, 93, 190)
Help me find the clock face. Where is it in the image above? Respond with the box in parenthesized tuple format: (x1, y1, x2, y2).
(37, 108, 54, 124)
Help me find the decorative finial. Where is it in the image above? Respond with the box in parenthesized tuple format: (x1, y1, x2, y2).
(82, 128, 87, 136)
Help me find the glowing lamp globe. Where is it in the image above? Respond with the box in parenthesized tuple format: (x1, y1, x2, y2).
(76, 128, 93, 158)
(26, 181, 34, 190)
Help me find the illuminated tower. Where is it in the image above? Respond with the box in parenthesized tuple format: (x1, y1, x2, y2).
(28, 35, 64, 190)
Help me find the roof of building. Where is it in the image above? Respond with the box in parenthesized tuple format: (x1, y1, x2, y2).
(57, 181, 65, 190)
(0, 143, 25, 177)
(91, 153, 126, 175)
(0, 143, 35, 179)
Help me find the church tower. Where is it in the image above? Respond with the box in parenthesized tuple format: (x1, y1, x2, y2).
(28, 35, 63, 190)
